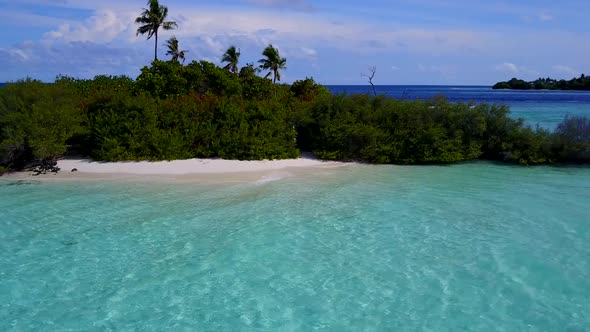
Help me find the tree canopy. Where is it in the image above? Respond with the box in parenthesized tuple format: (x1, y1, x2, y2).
(135, 0, 177, 61)
(222, 46, 241, 75)
(258, 45, 287, 83)
(165, 36, 188, 63)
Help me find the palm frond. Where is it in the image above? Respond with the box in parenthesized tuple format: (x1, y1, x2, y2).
(162, 21, 177, 30)
(135, 13, 151, 24)
(135, 1, 177, 36)
(148, 0, 161, 12)
(257, 44, 287, 83)
(221, 46, 240, 73)
(262, 44, 278, 59)
(136, 24, 152, 36)
(258, 59, 271, 67)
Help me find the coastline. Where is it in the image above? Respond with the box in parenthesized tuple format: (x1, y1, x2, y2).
(1, 156, 349, 183)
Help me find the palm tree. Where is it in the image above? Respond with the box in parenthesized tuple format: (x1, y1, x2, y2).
(165, 36, 188, 63)
(135, 0, 177, 61)
(258, 44, 287, 83)
(222, 46, 241, 74)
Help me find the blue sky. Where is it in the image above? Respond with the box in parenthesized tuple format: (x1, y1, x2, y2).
(0, 0, 589, 84)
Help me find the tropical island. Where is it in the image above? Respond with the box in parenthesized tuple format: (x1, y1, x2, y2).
(0, 0, 589, 176)
(493, 75, 590, 90)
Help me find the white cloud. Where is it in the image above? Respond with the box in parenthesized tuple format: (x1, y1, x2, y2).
(198, 36, 227, 58)
(523, 13, 555, 23)
(33, 5, 488, 57)
(538, 13, 554, 21)
(553, 65, 578, 77)
(0, 39, 145, 81)
(494, 62, 540, 79)
(391, 66, 400, 71)
(246, 0, 314, 11)
(0, 48, 30, 63)
(44, 10, 133, 43)
(495, 62, 519, 74)
(300, 47, 317, 58)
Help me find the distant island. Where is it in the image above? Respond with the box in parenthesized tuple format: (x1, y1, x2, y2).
(493, 74, 590, 90)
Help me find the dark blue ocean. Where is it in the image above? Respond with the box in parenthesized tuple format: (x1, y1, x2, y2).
(327, 85, 590, 129)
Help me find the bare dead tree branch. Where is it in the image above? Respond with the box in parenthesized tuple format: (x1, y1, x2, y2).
(361, 66, 377, 96)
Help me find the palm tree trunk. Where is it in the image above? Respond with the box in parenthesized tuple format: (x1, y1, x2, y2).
(273, 69, 277, 97)
(154, 29, 158, 61)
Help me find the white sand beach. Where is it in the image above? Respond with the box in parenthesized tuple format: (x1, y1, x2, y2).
(2, 156, 349, 183)
(56, 157, 339, 174)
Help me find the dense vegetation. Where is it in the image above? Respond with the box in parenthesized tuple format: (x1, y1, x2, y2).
(1, 59, 589, 174)
(493, 75, 590, 90)
(0, 0, 588, 174)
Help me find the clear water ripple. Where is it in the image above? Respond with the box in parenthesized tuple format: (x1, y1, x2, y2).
(1, 162, 589, 331)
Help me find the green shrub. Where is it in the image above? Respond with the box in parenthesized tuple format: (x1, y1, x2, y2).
(136, 60, 244, 99)
(501, 126, 551, 165)
(0, 79, 83, 168)
(56, 75, 134, 98)
(83, 91, 299, 161)
(135, 60, 188, 99)
(302, 94, 492, 164)
(551, 116, 590, 163)
(290, 77, 331, 101)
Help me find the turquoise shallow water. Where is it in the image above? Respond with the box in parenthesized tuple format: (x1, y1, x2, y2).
(1, 163, 590, 331)
(510, 102, 590, 130)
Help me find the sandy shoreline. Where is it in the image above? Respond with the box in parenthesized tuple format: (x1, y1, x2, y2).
(1, 157, 349, 183)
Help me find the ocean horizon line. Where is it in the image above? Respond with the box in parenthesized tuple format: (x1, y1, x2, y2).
(0, 81, 494, 87)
